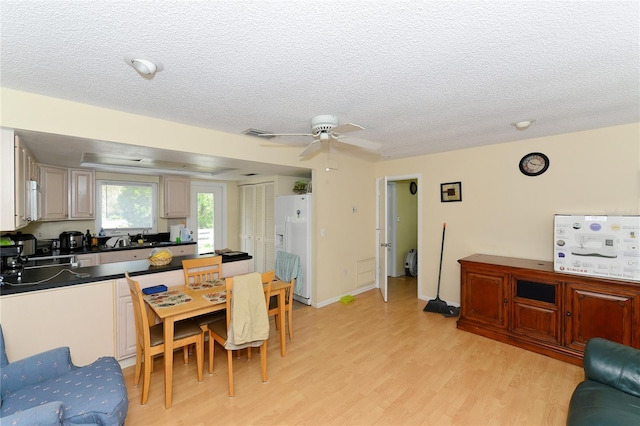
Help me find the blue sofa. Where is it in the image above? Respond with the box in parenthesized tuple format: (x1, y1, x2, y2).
(0, 325, 129, 425)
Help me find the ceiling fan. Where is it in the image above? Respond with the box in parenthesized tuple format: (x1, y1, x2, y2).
(257, 115, 381, 158)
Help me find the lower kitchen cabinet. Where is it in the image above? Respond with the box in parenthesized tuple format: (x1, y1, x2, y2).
(76, 253, 100, 267)
(100, 244, 196, 264)
(458, 254, 640, 365)
(115, 270, 185, 360)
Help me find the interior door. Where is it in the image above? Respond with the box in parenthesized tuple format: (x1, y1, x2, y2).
(377, 176, 388, 302)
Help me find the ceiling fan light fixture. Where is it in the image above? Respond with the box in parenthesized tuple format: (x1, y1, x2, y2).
(511, 119, 536, 130)
(124, 55, 163, 77)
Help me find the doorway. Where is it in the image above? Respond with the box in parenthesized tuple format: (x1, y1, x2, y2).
(188, 182, 226, 254)
(376, 174, 420, 302)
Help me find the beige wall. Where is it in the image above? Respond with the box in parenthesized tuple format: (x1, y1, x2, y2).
(376, 123, 640, 304)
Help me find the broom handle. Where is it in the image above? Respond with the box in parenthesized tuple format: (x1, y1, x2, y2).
(436, 223, 446, 296)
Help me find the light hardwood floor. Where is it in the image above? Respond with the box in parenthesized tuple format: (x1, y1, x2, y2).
(123, 276, 584, 425)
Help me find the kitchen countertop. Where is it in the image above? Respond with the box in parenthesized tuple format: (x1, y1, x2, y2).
(39, 240, 198, 257)
(0, 251, 252, 296)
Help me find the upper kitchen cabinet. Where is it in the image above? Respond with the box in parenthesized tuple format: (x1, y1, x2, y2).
(0, 129, 38, 231)
(160, 175, 190, 218)
(69, 169, 95, 219)
(40, 166, 95, 221)
(40, 165, 69, 220)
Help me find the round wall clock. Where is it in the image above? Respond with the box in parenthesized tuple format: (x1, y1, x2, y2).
(410, 181, 417, 194)
(519, 152, 549, 176)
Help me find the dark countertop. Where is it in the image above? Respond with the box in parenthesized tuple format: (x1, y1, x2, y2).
(0, 252, 252, 296)
(39, 240, 198, 257)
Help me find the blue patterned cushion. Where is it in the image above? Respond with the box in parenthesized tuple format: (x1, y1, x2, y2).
(1, 356, 128, 426)
(0, 401, 63, 426)
(1, 347, 74, 397)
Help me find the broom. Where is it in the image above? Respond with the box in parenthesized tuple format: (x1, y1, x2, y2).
(424, 223, 455, 316)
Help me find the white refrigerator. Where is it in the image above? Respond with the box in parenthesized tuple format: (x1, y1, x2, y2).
(275, 194, 312, 305)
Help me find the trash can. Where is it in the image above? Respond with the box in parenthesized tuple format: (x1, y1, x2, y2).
(404, 249, 417, 277)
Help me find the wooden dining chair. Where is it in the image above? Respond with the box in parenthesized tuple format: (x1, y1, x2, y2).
(269, 277, 295, 341)
(182, 256, 226, 332)
(125, 272, 204, 404)
(207, 271, 274, 397)
(182, 256, 226, 368)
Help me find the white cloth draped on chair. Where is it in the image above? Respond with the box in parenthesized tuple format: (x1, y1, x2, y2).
(225, 272, 269, 350)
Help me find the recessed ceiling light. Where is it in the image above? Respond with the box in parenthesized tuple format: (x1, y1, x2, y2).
(511, 119, 536, 130)
(124, 54, 164, 77)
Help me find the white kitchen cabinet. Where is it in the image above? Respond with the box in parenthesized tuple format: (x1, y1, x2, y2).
(99, 244, 196, 264)
(40, 165, 69, 220)
(13, 136, 30, 228)
(69, 169, 95, 219)
(160, 175, 190, 218)
(40, 166, 94, 221)
(100, 248, 156, 264)
(0, 131, 38, 230)
(76, 253, 100, 267)
(221, 259, 250, 277)
(115, 269, 185, 360)
(29, 154, 40, 182)
(172, 244, 197, 256)
(239, 182, 275, 273)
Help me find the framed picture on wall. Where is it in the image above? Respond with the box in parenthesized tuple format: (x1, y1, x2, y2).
(440, 181, 462, 202)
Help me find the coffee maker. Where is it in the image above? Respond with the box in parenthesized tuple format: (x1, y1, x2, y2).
(1, 245, 27, 277)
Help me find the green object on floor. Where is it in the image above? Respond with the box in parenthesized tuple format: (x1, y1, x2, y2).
(340, 295, 355, 304)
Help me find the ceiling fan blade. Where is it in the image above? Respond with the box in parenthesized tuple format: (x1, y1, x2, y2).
(299, 140, 324, 158)
(331, 123, 364, 134)
(337, 136, 381, 151)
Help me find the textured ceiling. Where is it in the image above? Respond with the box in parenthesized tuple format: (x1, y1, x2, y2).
(1, 1, 638, 169)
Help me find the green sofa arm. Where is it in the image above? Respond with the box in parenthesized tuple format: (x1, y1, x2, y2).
(567, 338, 640, 426)
(584, 337, 640, 398)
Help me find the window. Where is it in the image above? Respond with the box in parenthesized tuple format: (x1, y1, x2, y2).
(189, 182, 226, 254)
(96, 180, 157, 235)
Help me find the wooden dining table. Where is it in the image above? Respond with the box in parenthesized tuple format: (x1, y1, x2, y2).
(144, 279, 288, 408)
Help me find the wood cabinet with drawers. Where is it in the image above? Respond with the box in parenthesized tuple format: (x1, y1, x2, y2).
(457, 254, 640, 365)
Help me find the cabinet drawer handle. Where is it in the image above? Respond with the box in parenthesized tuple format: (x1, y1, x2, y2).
(566, 311, 571, 317)
(503, 299, 508, 304)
